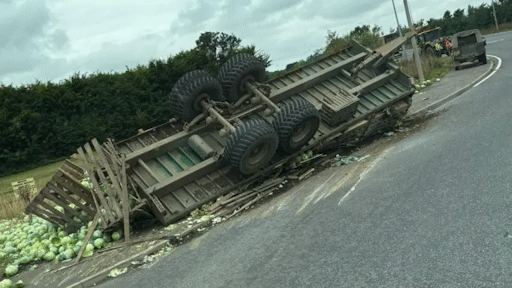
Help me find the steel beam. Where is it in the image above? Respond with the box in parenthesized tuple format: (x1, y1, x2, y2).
(147, 158, 222, 198)
(348, 69, 399, 96)
(269, 52, 367, 102)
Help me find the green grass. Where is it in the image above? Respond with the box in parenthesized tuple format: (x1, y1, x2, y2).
(400, 56, 453, 92)
(0, 160, 67, 219)
(481, 23, 512, 35)
(0, 160, 65, 195)
(425, 57, 453, 80)
(400, 55, 453, 88)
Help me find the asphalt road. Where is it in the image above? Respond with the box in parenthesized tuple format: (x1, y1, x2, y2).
(100, 32, 512, 288)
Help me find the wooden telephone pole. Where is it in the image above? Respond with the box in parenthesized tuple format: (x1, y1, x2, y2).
(403, 0, 424, 82)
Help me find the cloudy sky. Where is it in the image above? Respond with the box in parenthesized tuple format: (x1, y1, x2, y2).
(1, 0, 487, 86)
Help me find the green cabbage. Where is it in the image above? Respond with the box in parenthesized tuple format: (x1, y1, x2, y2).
(60, 236, 72, 246)
(34, 249, 46, 259)
(78, 231, 86, 241)
(0, 279, 13, 288)
(64, 249, 74, 259)
(111, 231, 122, 241)
(43, 251, 55, 261)
(86, 243, 94, 250)
(18, 256, 31, 264)
(93, 238, 105, 249)
(0, 216, 109, 266)
(102, 233, 111, 243)
(4, 264, 18, 276)
(82, 244, 94, 258)
(57, 253, 66, 262)
(49, 245, 58, 254)
(92, 230, 102, 239)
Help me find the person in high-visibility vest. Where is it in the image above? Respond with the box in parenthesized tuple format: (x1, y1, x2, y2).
(434, 42, 442, 57)
(444, 38, 453, 55)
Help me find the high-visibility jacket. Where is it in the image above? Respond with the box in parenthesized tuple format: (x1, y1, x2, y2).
(435, 43, 442, 51)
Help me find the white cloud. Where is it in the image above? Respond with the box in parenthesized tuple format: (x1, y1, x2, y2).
(0, 0, 489, 86)
(0, 0, 51, 50)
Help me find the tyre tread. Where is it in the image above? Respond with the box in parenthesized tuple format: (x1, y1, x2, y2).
(218, 54, 266, 102)
(224, 118, 278, 174)
(273, 96, 320, 153)
(170, 70, 223, 121)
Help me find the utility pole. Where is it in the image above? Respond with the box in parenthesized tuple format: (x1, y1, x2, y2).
(491, 0, 499, 32)
(403, 0, 424, 82)
(391, 0, 406, 52)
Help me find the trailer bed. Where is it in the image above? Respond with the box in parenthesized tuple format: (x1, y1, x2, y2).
(115, 43, 414, 225)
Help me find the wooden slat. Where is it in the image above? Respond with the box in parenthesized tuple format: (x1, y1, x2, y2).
(77, 147, 116, 223)
(33, 196, 75, 224)
(105, 144, 134, 208)
(26, 205, 66, 226)
(74, 213, 99, 264)
(84, 143, 123, 218)
(40, 189, 89, 223)
(47, 182, 96, 216)
(64, 159, 84, 174)
(60, 165, 83, 181)
(53, 171, 95, 205)
(121, 154, 130, 242)
(32, 195, 65, 221)
(92, 139, 124, 200)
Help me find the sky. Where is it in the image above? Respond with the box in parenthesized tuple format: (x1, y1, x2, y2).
(0, 0, 488, 86)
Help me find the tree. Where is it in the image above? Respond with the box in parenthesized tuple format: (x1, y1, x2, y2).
(194, 32, 271, 74)
(195, 32, 242, 65)
(443, 10, 452, 21)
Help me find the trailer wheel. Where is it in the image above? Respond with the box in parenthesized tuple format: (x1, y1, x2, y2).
(218, 54, 266, 102)
(478, 53, 487, 65)
(273, 96, 320, 153)
(170, 70, 224, 122)
(224, 118, 278, 175)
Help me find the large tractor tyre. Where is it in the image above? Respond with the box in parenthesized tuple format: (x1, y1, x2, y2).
(273, 96, 320, 153)
(217, 54, 266, 103)
(170, 70, 224, 122)
(478, 53, 487, 65)
(224, 118, 279, 175)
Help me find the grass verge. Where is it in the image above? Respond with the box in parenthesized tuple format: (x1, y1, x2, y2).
(400, 56, 453, 91)
(0, 160, 66, 219)
(481, 23, 512, 35)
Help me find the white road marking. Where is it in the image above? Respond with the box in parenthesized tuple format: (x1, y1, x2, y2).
(473, 55, 502, 87)
(338, 147, 394, 205)
(487, 39, 504, 44)
(296, 173, 337, 214)
(277, 184, 304, 211)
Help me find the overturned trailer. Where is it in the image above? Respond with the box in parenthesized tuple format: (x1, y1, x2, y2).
(27, 33, 416, 229)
